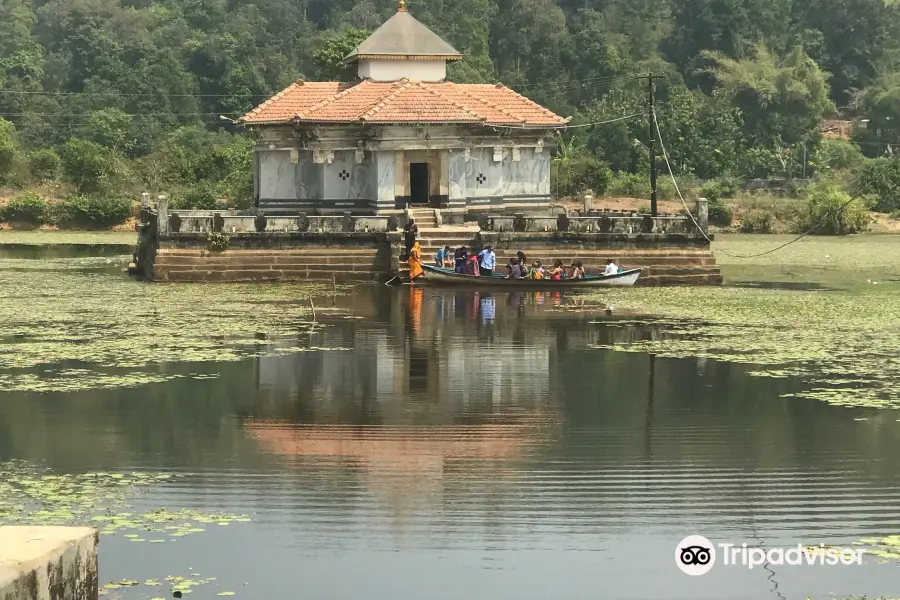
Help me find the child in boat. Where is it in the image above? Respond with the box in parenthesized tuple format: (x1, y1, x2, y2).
(434, 245, 452, 268)
(466, 253, 481, 276)
(549, 260, 565, 280)
(454, 246, 469, 273)
(570, 261, 585, 280)
(506, 257, 521, 279)
(527, 261, 545, 279)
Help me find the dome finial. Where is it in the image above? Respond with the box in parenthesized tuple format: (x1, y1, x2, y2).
(398, 0, 407, 11)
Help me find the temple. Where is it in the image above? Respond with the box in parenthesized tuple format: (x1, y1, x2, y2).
(237, 2, 569, 217)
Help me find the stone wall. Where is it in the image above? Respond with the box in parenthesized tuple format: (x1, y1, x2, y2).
(152, 232, 399, 283)
(0, 527, 98, 600)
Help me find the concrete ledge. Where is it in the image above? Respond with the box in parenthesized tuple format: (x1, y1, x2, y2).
(0, 527, 98, 600)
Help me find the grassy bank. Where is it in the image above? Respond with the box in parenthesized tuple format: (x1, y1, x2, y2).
(586, 233, 900, 411)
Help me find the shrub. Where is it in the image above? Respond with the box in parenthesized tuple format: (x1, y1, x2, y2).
(607, 172, 649, 198)
(55, 195, 132, 229)
(553, 155, 613, 198)
(890, 209, 900, 220)
(707, 197, 734, 226)
(0, 118, 20, 186)
(792, 183, 871, 235)
(174, 182, 220, 210)
(0, 193, 49, 228)
(61, 138, 122, 195)
(813, 138, 865, 174)
(28, 149, 61, 182)
(852, 156, 900, 213)
(739, 209, 774, 233)
(207, 231, 231, 252)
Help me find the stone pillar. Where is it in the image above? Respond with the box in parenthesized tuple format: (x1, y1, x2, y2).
(140, 192, 150, 208)
(0, 526, 98, 600)
(696, 197, 709, 234)
(583, 191, 594, 213)
(157, 195, 169, 236)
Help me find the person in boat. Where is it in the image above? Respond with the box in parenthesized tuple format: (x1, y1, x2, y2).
(454, 246, 469, 273)
(434, 245, 452, 268)
(478, 244, 497, 277)
(570, 261, 585, 280)
(506, 257, 521, 279)
(403, 219, 418, 259)
(466, 252, 481, 276)
(527, 261, 545, 280)
(548, 260, 565, 280)
(408, 241, 424, 283)
(603, 259, 619, 276)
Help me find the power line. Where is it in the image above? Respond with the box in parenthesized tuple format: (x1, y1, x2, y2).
(652, 109, 883, 259)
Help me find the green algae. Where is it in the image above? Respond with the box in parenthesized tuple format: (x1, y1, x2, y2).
(587, 234, 900, 411)
(100, 575, 223, 598)
(0, 460, 251, 542)
(0, 231, 137, 245)
(0, 254, 343, 392)
(856, 533, 900, 560)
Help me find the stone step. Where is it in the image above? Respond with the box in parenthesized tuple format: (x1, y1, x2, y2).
(160, 269, 381, 283)
(157, 249, 381, 257)
(157, 263, 383, 273)
(157, 255, 388, 267)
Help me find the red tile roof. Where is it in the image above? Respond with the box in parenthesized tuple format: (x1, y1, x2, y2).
(239, 80, 568, 127)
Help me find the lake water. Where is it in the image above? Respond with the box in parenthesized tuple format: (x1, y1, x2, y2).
(1, 247, 900, 600)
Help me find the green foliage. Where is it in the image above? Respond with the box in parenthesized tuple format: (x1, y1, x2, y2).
(700, 176, 741, 202)
(853, 156, 900, 213)
(707, 197, 734, 226)
(0, 117, 20, 185)
(313, 28, 370, 80)
(607, 172, 650, 198)
(812, 138, 865, 173)
(206, 231, 231, 252)
(174, 182, 220, 210)
(793, 182, 871, 235)
(28, 148, 60, 182)
(0, 0, 898, 208)
(60, 139, 121, 195)
(54, 195, 132, 229)
(553, 154, 613, 198)
(890, 210, 900, 220)
(703, 45, 835, 149)
(740, 209, 775, 233)
(0, 192, 49, 227)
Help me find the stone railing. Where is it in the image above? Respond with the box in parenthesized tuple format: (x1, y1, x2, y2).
(151, 198, 398, 237)
(483, 199, 708, 236)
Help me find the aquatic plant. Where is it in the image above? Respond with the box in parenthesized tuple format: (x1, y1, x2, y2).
(587, 234, 900, 410)
(0, 254, 338, 392)
(0, 460, 251, 543)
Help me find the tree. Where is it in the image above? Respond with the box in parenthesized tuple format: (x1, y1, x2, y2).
(0, 118, 20, 185)
(703, 45, 834, 149)
(312, 28, 370, 81)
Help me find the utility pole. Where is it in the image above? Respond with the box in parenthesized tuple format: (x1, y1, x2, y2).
(648, 73, 658, 217)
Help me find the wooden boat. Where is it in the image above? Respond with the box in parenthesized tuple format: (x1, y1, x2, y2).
(420, 264, 641, 287)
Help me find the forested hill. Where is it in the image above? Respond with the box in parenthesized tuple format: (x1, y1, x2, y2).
(4, 0, 900, 210)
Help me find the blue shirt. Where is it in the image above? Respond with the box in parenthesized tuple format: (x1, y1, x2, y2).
(435, 248, 449, 262)
(479, 250, 496, 270)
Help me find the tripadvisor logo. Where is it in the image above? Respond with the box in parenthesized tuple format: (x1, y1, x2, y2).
(675, 535, 864, 575)
(676, 535, 716, 576)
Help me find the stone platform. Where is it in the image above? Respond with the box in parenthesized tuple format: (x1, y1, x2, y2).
(131, 198, 722, 285)
(0, 527, 98, 600)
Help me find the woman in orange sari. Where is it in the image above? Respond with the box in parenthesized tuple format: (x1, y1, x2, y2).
(408, 241, 424, 283)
